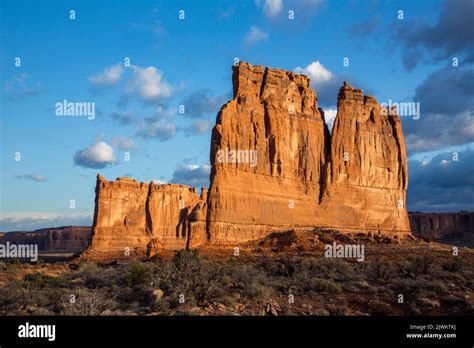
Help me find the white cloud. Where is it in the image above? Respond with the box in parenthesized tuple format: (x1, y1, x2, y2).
(171, 164, 211, 188)
(0, 212, 93, 232)
(14, 174, 47, 182)
(111, 136, 137, 151)
(322, 108, 337, 131)
(73, 141, 117, 169)
(256, 0, 283, 17)
(88, 63, 123, 86)
(190, 120, 212, 134)
(128, 65, 172, 102)
(244, 26, 269, 47)
(295, 61, 333, 84)
(152, 179, 166, 185)
(136, 119, 176, 141)
(4, 73, 39, 101)
(293, 60, 346, 106)
(111, 110, 135, 125)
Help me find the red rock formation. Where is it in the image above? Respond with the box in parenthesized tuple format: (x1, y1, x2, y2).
(207, 63, 410, 244)
(409, 212, 474, 241)
(207, 62, 330, 244)
(84, 62, 412, 258)
(0, 226, 91, 252)
(82, 176, 205, 259)
(318, 82, 410, 234)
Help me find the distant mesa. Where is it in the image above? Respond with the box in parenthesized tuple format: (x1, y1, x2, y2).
(81, 62, 412, 260)
(0, 226, 91, 253)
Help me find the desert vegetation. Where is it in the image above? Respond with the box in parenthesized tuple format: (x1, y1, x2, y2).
(0, 235, 472, 316)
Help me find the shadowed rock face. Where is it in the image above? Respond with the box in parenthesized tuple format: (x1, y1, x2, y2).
(83, 62, 412, 259)
(409, 212, 474, 241)
(0, 226, 91, 252)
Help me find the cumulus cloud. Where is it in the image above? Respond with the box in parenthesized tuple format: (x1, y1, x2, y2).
(88, 63, 123, 86)
(127, 65, 172, 103)
(170, 164, 211, 188)
(0, 212, 93, 232)
(187, 120, 212, 135)
(407, 148, 474, 212)
(322, 108, 337, 132)
(244, 26, 269, 47)
(111, 136, 137, 151)
(136, 118, 176, 141)
(135, 106, 177, 141)
(111, 110, 135, 125)
(218, 6, 235, 20)
(256, 0, 283, 17)
(404, 65, 474, 152)
(181, 89, 230, 117)
(294, 60, 349, 107)
(73, 141, 117, 169)
(180, 90, 228, 118)
(392, 0, 474, 70)
(4, 73, 39, 101)
(14, 174, 47, 182)
(295, 61, 333, 84)
(348, 16, 381, 37)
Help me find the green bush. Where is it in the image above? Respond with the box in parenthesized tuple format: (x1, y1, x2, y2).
(309, 278, 342, 293)
(22, 272, 61, 288)
(122, 262, 152, 287)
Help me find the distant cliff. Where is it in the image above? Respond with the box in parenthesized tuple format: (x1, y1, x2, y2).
(409, 212, 474, 242)
(0, 226, 91, 252)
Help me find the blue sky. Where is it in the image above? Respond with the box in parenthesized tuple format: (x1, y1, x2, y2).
(1, 0, 473, 231)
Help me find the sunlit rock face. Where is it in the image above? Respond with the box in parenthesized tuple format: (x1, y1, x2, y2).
(206, 62, 330, 244)
(83, 62, 411, 259)
(207, 63, 410, 244)
(82, 176, 205, 260)
(317, 81, 410, 235)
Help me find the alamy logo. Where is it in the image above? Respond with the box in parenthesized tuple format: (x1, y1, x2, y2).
(216, 149, 257, 167)
(55, 99, 95, 120)
(324, 242, 365, 262)
(18, 322, 56, 341)
(0, 242, 38, 262)
(380, 99, 420, 120)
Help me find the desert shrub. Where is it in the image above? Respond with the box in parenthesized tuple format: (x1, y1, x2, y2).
(410, 254, 434, 276)
(220, 262, 274, 301)
(9, 258, 21, 266)
(422, 280, 449, 294)
(308, 278, 342, 294)
(0, 280, 65, 313)
(122, 262, 153, 287)
(22, 272, 61, 288)
(220, 275, 233, 286)
(441, 258, 462, 272)
(154, 251, 224, 305)
(78, 262, 101, 281)
(327, 305, 349, 316)
(173, 249, 202, 272)
(388, 277, 418, 294)
(60, 287, 117, 315)
(396, 260, 417, 279)
(368, 262, 392, 282)
(243, 282, 273, 300)
(220, 295, 238, 307)
(258, 257, 296, 278)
